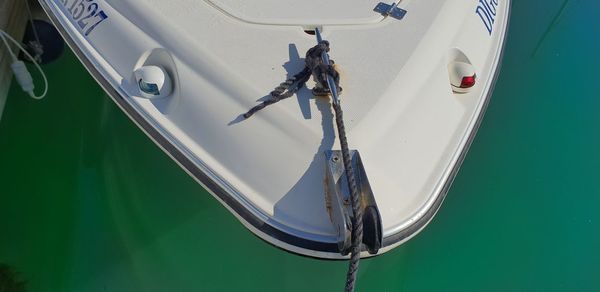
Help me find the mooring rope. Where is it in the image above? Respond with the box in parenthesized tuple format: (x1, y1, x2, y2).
(333, 101, 363, 292)
(242, 40, 363, 292)
(242, 41, 341, 118)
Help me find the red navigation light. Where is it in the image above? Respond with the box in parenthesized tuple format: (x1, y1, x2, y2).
(460, 75, 476, 88)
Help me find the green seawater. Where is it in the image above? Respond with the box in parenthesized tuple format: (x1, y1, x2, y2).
(1, 1, 599, 291)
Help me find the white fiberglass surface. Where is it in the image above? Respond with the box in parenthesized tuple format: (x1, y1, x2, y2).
(48, 0, 508, 242)
(204, 0, 385, 25)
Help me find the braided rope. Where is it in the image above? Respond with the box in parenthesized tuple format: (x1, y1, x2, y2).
(334, 103, 363, 292)
(243, 67, 311, 119)
(241, 41, 363, 292)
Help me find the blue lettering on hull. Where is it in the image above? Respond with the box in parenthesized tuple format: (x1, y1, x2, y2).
(476, 0, 499, 35)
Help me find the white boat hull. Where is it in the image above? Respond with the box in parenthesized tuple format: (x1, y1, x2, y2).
(39, 0, 510, 258)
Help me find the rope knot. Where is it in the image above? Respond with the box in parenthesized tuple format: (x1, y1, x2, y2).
(242, 40, 341, 118)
